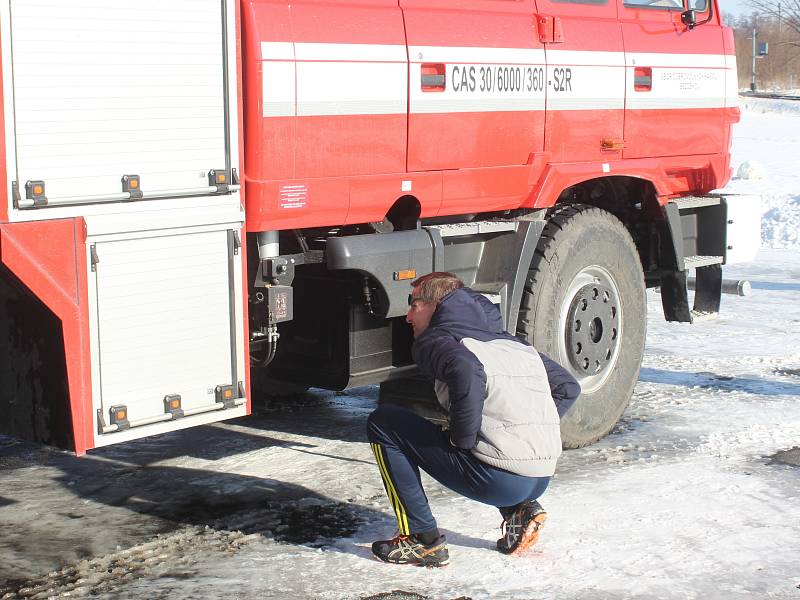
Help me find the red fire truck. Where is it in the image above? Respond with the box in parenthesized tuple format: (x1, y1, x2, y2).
(0, 0, 759, 455)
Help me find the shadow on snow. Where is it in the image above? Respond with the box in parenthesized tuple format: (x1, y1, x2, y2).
(639, 367, 800, 396)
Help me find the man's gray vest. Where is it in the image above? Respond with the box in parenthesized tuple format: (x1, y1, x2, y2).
(435, 337, 562, 477)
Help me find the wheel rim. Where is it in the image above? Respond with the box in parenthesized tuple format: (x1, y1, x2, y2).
(557, 265, 622, 394)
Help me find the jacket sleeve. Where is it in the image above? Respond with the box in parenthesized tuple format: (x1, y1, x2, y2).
(414, 333, 487, 449)
(538, 352, 581, 418)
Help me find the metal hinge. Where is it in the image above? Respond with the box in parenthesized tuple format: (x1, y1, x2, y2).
(11, 181, 20, 209)
(232, 230, 241, 255)
(90, 245, 99, 272)
(536, 15, 565, 43)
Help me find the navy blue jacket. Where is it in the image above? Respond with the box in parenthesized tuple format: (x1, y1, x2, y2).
(412, 288, 581, 449)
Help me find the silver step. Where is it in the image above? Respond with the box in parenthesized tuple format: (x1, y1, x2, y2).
(433, 220, 517, 237)
(683, 255, 723, 269)
(671, 196, 721, 210)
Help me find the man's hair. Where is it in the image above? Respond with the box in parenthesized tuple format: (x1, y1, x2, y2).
(411, 272, 464, 305)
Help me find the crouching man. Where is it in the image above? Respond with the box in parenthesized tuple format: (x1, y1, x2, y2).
(367, 272, 580, 567)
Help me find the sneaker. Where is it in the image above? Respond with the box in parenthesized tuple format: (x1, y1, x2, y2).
(497, 500, 547, 555)
(371, 534, 450, 567)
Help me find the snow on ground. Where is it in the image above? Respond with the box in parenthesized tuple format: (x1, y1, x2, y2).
(104, 250, 799, 600)
(1, 100, 799, 600)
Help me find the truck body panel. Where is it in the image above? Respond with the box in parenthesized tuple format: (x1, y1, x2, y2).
(0, 0, 248, 454)
(242, 0, 738, 234)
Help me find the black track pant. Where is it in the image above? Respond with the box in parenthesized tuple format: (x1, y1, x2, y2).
(367, 404, 550, 535)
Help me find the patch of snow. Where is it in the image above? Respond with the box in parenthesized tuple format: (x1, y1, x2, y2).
(736, 159, 766, 179)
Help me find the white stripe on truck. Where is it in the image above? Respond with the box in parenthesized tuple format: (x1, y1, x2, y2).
(260, 42, 734, 117)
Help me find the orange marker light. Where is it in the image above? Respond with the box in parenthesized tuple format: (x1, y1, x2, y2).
(394, 269, 417, 281)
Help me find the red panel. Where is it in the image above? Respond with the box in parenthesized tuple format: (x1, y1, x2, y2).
(410, 111, 543, 172)
(722, 26, 740, 166)
(243, 0, 293, 44)
(348, 172, 443, 224)
(295, 115, 407, 178)
(242, 0, 407, 228)
(401, 0, 538, 47)
(247, 113, 296, 182)
(0, 219, 92, 454)
(535, 0, 619, 22)
(247, 169, 445, 231)
(246, 113, 409, 229)
(242, 2, 295, 184)
(289, 0, 407, 178)
(625, 107, 725, 158)
(289, 0, 407, 179)
(290, 0, 407, 45)
(442, 166, 531, 216)
(400, 0, 544, 197)
(527, 152, 731, 209)
(620, 2, 728, 163)
(245, 177, 349, 231)
(545, 109, 625, 163)
(536, 0, 625, 163)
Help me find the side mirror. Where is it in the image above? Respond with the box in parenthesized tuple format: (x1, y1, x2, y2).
(681, 9, 697, 29)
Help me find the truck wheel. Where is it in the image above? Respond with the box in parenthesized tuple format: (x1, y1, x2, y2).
(517, 204, 646, 448)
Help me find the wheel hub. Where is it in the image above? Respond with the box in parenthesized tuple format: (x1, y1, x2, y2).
(566, 283, 619, 376)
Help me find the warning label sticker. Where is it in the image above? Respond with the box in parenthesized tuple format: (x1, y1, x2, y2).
(280, 184, 308, 209)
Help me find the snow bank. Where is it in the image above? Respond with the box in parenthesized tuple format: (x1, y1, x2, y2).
(724, 97, 800, 249)
(738, 96, 800, 115)
(761, 196, 800, 249)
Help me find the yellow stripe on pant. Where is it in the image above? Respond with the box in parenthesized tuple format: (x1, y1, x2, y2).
(370, 443, 406, 533)
(371, 443, 410, 535)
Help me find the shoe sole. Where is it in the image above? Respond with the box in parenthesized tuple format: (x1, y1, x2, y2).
(509, 512, 547, 556)
(373, 554, 450, 568)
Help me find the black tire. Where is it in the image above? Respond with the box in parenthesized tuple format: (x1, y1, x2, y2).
(517, 204, 646, 448)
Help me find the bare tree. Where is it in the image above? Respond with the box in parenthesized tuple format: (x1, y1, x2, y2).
(746, 0, 800, 45)
(733, 11, 800, 90)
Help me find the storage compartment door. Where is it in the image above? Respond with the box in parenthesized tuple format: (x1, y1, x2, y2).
(92, 229, 242, 437)
(4, 0, 232, 208)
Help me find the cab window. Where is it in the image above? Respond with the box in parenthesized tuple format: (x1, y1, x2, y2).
(623, 0, 682, 8)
